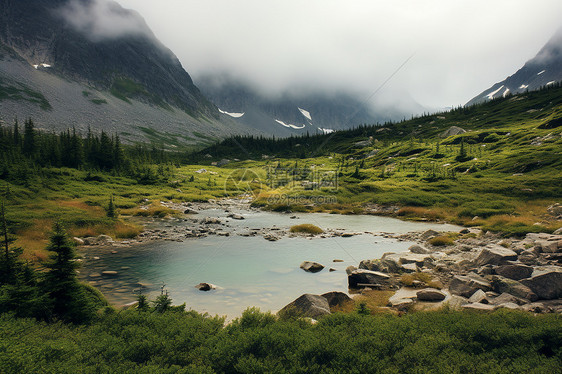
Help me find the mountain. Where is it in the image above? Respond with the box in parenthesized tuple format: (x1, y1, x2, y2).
(198, 76, 424, 137)
(0, 0, 254, 147)
(467, 28, 562, 105)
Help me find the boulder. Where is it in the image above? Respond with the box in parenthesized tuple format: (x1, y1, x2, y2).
(279, 294, 331, 319)
(489, 292, 527, 306)
(348, 269, 392, 289)
(421, 229, 440, 241)
(409, 245, 431, 254)
(535, 239, 561, 253)
(446, 295, 469, 310)
(97, 235, 114, 245)
(416, 288, 446, 301)
(345, 266, 357, 275)
(73, 237, 85, 246)
(184, 208, 198, 214)
(83, 237, 98, 246)
(468, 289, 489, 304)
(448, 273, 492, 298)
(495, 302, 520, 310)
(494, 263, 533, 280)
(300, 261, 325, 273)
(520, 267, 562, 300)
(474, 246, 518, 266)
(462, 302, 495, 311)
(227, 213, 245, 220)
(491, 275, 538, 301)
(401, 263, 418, 273)
(359, 258, 400, 273)
(398, 253, 434, 267)
(518, 250, 538, 265)
(195, 283, 216, 291)
(440, 126, 466, 138)
(321, 291, 352, 308)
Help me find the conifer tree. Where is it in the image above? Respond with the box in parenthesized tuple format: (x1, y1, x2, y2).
(42, 222, 95, 322)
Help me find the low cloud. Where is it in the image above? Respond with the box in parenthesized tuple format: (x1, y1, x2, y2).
(58, 0, 152, 41)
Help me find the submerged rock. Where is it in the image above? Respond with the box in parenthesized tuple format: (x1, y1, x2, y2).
(300, 261, 325, 273)
(195, 283, 217, 291)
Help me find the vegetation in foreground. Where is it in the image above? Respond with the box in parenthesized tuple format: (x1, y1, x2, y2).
(0, 307, 560, 373)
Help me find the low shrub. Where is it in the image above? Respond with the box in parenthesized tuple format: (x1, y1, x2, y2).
(289, 224, 324, 235)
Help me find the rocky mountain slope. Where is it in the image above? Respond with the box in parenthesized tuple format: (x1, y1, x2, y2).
(0, 0, 254, 146)
(198, 77, 424, 137)
(467, 27, 562, 105)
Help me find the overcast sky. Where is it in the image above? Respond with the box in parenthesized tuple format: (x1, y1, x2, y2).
(114, 0, 562, 110)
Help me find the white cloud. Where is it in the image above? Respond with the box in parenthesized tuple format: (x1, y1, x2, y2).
(59, 0, 152, 41)
(107, 0, 562, 108)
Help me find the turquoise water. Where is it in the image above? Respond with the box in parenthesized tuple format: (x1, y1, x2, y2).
(80, 210, 460, 318)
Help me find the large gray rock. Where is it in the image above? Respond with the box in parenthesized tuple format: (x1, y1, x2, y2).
(348, 269, 392, 289)
(409, 245, 431, 254)
(474, 246, 518, 266)
(468, 289, 489, 304)
(359, 258, 400, 273)
(462, 302, 495, 311)
(279, 294, 331, 319)
(448, 273, 492, 298)
(421, 229, 440, 240)
(398, 253, 434, 267)
(416, 288, 446, 301)
(300, 261, 325, 273)
(489, 292, 527, 306)
(491, 275, 538, 301)
(321, 292, 352, 308)
(441, 126, 466, 138)
(520, 267, 562, 300)
(446, 295, 469, 310)
(495, 263, 533, 280)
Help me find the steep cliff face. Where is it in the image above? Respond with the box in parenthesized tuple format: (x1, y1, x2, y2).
(0, 0, 216, 118)
(467, 28, 562, 106)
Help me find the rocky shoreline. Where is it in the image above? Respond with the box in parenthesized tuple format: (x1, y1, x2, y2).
(284, 228, 562, 318)
(75, 198, 562, 316)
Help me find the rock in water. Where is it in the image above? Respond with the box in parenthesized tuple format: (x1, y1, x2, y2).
(348, 269, 392, 288)
(195, 283, 216, 291)
(300, 261, 325, 273)
(278, 294, 331, 319)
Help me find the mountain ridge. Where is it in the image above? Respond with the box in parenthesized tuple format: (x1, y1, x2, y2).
(467, 27, 562, 106)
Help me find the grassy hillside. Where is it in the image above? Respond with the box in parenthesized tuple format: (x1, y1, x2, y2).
(195, 85, 562, 235)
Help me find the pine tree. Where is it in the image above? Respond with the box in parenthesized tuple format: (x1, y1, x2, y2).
(42, 222, 96, 322)
(22, 118, 36, 157)
(107, 194, 117, 218)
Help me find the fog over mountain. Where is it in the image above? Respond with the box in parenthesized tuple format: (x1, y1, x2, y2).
(117, 0, 562, 112)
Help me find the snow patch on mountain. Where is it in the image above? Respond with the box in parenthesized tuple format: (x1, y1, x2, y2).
(275, 119, 305, 130)
(537, 70, 546, 75)
(486, 85, 504, 100)
(546, 81, 556, 86)
(318, 128, 335, 134)
(519, 84, 529, 89)
(298, 107, 312, 121)
(502, 88, 510, 98)
(218, 108, 245, 118)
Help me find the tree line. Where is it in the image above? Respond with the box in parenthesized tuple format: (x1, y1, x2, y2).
(0, 118, 177, 185)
